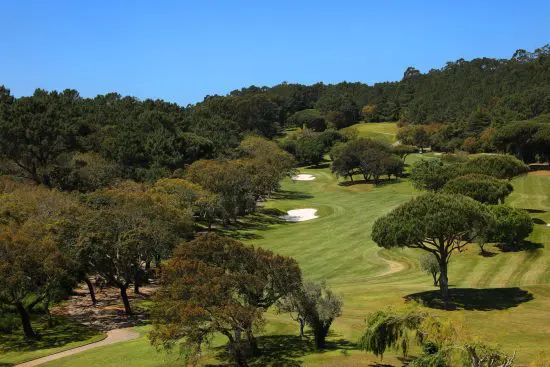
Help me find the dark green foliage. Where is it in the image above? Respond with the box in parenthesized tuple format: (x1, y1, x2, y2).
(358, 309, 425, 357)
(277, 281, 342, 350)
(461, 154, 529, 179)
(372, 194, 493, 302)
(315, 93, 360, 129)
(442, 174, 513, 204)
(392, 145, 418, 161)
(296, 135, 325, 166)
(0, 89, 87, 185)
(397, 125, 433, 152)
(288, 109, 326, 131)
(330, 138, 401, 183)
(486, 206, 533, 247)
(409, 159, 456, 191)
(494, 119, 550, 163)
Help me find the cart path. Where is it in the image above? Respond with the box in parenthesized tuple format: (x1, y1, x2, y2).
(15, 328, 139, 367)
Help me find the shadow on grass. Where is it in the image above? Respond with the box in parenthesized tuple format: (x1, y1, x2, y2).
(525, 208, 547, 214)
(271, 190, 313, 201)
(305, 163, 330, 169)
(338, 178, 402, 187)
(211, 334, 355, 367)
(0, 316, 100, 354)
(532, 218, 547, 225)
(479, 250, 498, 257)
(219, 208, 288, 241)
(496, 240, 544, 252)
(404, 287, 534, 311)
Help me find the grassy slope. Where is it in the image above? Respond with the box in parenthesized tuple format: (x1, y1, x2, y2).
(349, 122, 398, 143)
(43, 163, 550, 366)
(31, 122, 550, 366)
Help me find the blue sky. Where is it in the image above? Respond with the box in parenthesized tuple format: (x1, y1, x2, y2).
(1, 1, 549, 105)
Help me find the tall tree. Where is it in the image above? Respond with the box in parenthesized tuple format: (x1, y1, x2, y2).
(372, 194, 493, 304)
(0, 89, 86, 185)
(78, 183, 192, 314)
(150, 234, 301, 365)
(0, 186, 79, 338)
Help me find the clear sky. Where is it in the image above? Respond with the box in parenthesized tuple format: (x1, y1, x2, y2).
(1, 0, 549, 105)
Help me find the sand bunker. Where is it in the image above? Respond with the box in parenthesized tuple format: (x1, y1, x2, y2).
(281, 208, 318, 222)
(292, 174, 316, 181)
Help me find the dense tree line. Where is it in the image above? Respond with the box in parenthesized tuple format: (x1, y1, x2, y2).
(1, 45, 548, 176)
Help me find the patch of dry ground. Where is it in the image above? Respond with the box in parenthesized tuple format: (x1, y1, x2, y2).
(52, 281, 158, 331)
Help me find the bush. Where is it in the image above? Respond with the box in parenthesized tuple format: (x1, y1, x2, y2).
(486, 205, 533, 247)
(461, 154, 529, 179)
(409, 159, 457, 191)
(442, 174, 513, 204)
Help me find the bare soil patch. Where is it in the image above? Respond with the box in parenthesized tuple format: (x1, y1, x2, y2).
(52, 281, 158, 331)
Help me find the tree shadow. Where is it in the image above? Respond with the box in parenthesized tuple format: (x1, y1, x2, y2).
(496, 240, 544, 252)
(479, 250, 498, 257)
(404, 287, 534, 311)
(338, 178, 402, 187)
(305, 163, 330, 169)
(0, 316, 101, 354)
(525, 208, 546, 214)
(271, 190, 313, 200)
(210, 334, 355, 367)
(219, 208, 289, 240)
(532, 218, 547, 225)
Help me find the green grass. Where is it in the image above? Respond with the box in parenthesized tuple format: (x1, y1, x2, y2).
(0, 317, 104, 366)
(40, 326, 184, 367)
(14, 160, 550, 366)
(348, 121, 398, 143)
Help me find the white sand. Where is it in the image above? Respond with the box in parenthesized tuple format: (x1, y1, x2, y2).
(292, 174, 316, 181)
(281, 208, 318, 222)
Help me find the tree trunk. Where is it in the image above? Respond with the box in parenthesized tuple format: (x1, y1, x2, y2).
(145, 260, 151, 271)
(120, 286, 133, 315)
(134, 270, 141, 295)
(246, 328, 260, 356)
(84, 277, 97, 304)
(232, 343, 248, 367)
(16, 302, 37, 339)
(299, 318, 305, 338)
(313, 323, 328, 350)
(225, 332, 248, 367)
(479, 243, 487, 256)
(431, 272, 439, 286)
(44, 300, 54, 328)
(438, 259, 449, 307)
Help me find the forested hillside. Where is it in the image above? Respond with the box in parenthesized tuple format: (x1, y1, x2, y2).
(0, 45, 549, 187)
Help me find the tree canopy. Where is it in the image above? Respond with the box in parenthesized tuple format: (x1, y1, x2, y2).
(442, 174, 514, 204)
(372, 194, 493, 303)
(150, 234, 301, 365)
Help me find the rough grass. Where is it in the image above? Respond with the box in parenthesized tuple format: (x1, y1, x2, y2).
(22, 161, 550, 366)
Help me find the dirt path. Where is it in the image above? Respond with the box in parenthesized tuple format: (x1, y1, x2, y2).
(15, 328, 139, 367)
(371, 253, 406, 279)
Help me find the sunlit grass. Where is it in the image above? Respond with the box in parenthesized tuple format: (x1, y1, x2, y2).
(24, 156, 550, 365)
